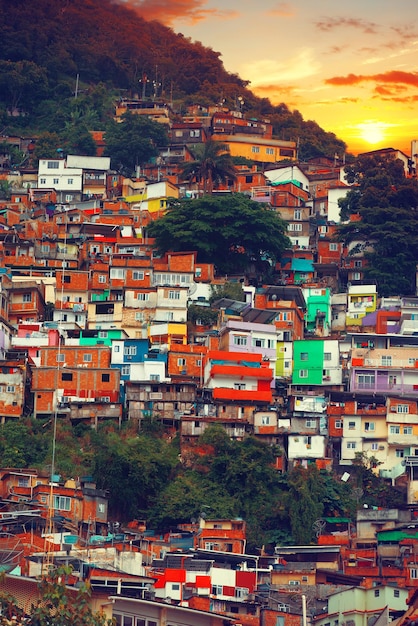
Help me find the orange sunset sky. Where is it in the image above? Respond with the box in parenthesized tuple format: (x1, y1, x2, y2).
(122, 0, 418, 156)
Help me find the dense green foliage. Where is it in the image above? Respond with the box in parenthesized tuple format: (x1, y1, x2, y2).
(337, 154, 418, 296)
(147, 194, 291, 275)
(104, 112, 168, 176)
(0, 0, 347, 160)
(180, 140, 237, 194)
(0, 421, 405, 551)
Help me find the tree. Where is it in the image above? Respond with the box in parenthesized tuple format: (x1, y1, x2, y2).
(92, 430, 178, 520)
(32, 132, 63, 161)
(0, 566, 114, 626)
(209, 281, 245, 303)
(286, 466, 325, 544)
(147, 194, 291, 275)
(337, 153, 418, 296)
(104, 112, 168, 176)
(180, 140, 237, 194)
(0, 60, 48, 115)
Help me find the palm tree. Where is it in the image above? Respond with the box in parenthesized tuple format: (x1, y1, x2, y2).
(180, 140, 237, 194)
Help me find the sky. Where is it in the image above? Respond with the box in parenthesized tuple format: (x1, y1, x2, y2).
(125, 0, 418, 156)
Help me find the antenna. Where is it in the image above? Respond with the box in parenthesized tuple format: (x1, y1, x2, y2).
(42, 212, 69, 577)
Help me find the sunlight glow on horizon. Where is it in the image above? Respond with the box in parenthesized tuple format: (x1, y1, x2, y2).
(358, 121, 388, 146)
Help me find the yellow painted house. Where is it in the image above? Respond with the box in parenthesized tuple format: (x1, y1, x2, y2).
(124, 180, 179, 215)
(211, 133, 297, 164)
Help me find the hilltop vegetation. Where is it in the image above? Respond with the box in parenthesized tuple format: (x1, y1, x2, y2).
(0, 0, 346, 160)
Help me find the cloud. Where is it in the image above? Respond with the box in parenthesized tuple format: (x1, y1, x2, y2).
(315, 16, 379, 35)
(267, 2, 296, 17)
(325, 70, 418, 87)
(244, 49, 321, 86)
(120, 0, 237, 25)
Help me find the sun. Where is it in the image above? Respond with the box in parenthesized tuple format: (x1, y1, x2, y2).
(358, 121, 387, 146)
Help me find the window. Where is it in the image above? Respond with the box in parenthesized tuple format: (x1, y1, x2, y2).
(23, 293, 31, 302)
(397, 404, 409, 413)
(56, 354, 65, 363)
(233, 335, 247, 346)
(235, 587, 249, 598)
(364, 422, 375, 431)
(390, 425, 400, 434)
(354, 260, 362, 267)
(371, 443, 379, 451)
(289, 580, 300, 586)
(63, 275, 70, 283)
(83, 354, 92, 362)
(137, 293, 149, 301)
(348, 421, 356, 430)
(411, 568, 418, 579)
(47, 161, 59, 169)
(347, 442, 357, 449)
(102, 373, 110, 382)
(110, 268, 125, 279)
(299, 369, 308, 378)
(288, 223, 302, 231)
(61, 373, 73, 381)
(300, 352, 308, 361)
(357, 373, 375, 387)
(98, 503, 106, 514)
(266, 147, 274, 155)
(261, 415, 270, 425)
(251, 146, 260, 153)
(394, 589, 400, 598)
(335, 420, 343, 429)
(124, 346, 137, 356)
(324, 352, 331, 361)
(404, 426, 413, 435)
(121, 365, 130, 376)
(374, 589, 380, 597)
(18, 477, 29, 487)
(177, 358, 186, 366)
(306, 419, 316, 428)
(98, 275, 106, 283)
(132, 271, 144, 280)
(396, 449, 405, 458)
(54, 496, 71, 511)
(150, 374, 160, 381)
(67, 178, 73, 184)
(329, 243, 338, 251)
(168, 290, 180, 300)
(212, 584, 223, 595)
(381, 355, 392, 366)
(53, 177, 59, 185)
(6, 385, 15, 393)
(294, 209, 302, 220)
(253, 338, 265, 348)
(234, 383, 246, 390)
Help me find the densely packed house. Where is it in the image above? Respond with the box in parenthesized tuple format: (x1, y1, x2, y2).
(1, 105, 418, 625)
